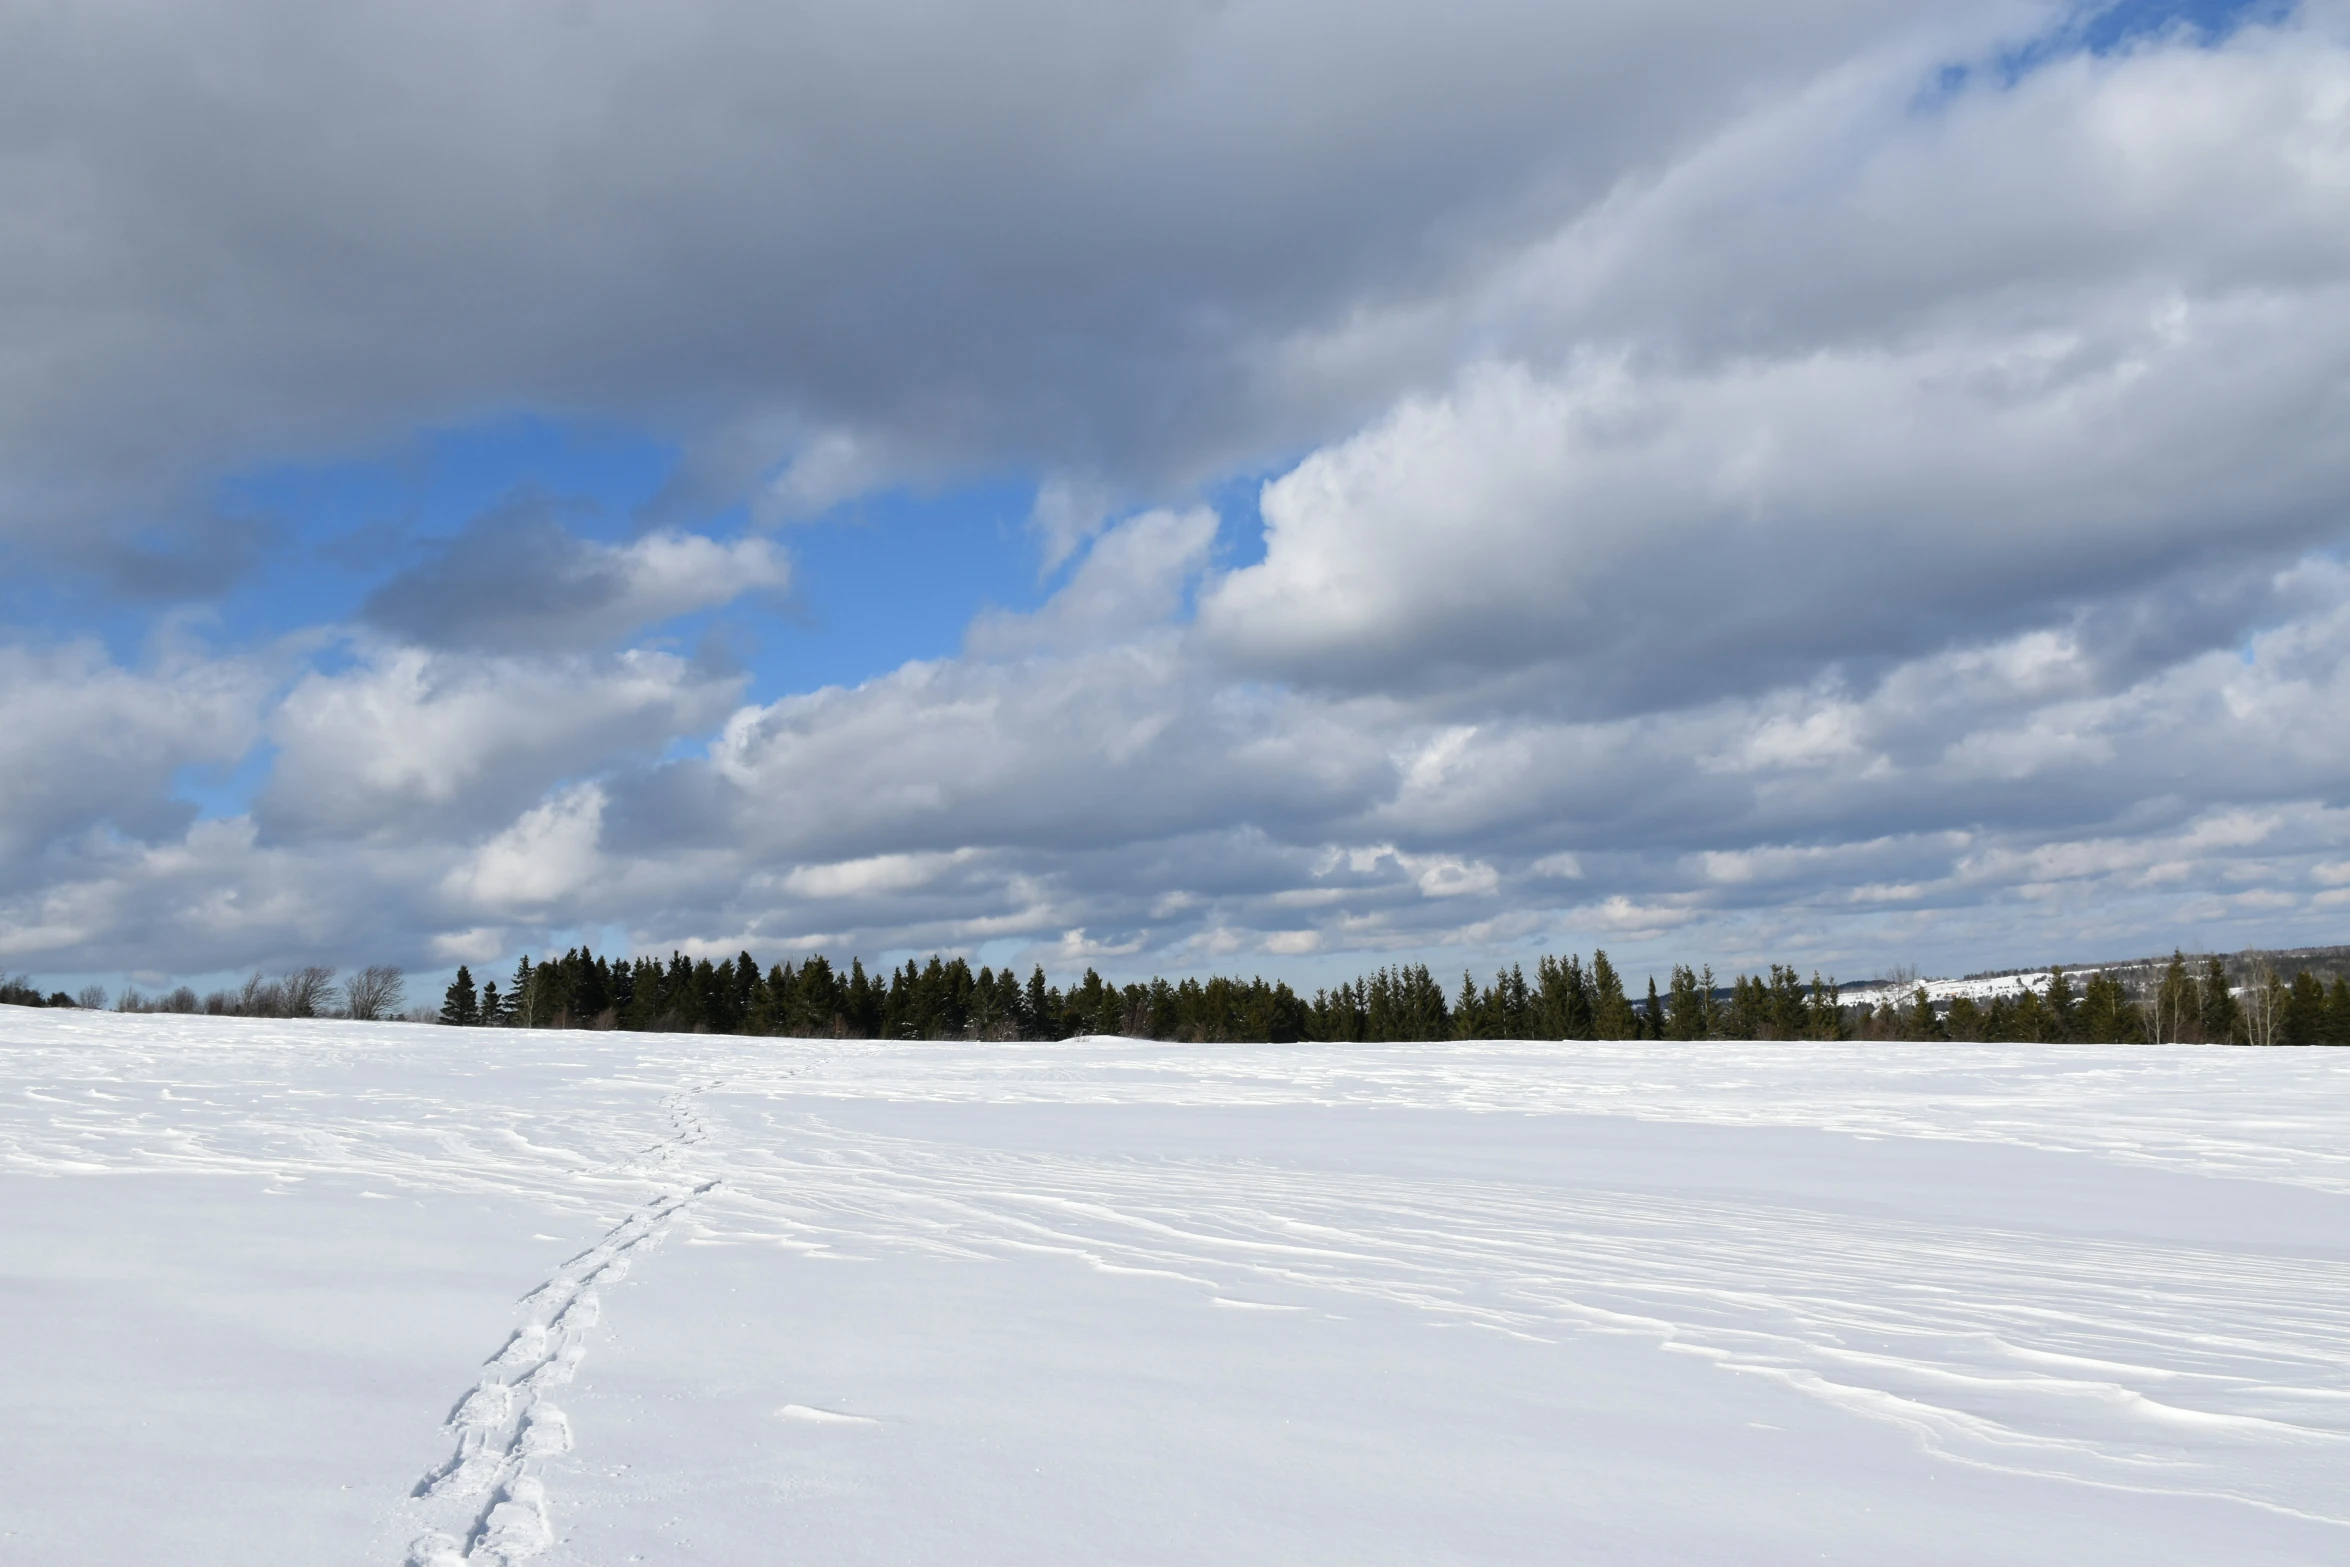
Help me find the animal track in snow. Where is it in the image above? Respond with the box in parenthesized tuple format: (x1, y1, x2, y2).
(406, 1081, 722, 1565)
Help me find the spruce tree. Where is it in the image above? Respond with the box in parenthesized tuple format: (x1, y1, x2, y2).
(1588, 950, 1634, 1039)
(2078, 973, 2140, 1043)
(2041, 968, 2077, 1042)
(1765, 966, 1808, 1039)
(439, 966, 480, 1027)
(2200, 956, 2240, 1044)
(1905, 986, 1941, 1041)
(1025, 966, 1057, 1040)
(1805, 973, 1844, 1040)
(1665, 965, 1704, 1040)
(1454, 971, 1483, 1039)
(2283, 971, 2326, 1047)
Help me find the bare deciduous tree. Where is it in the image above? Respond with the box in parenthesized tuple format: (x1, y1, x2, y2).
(280, 965, 338, 1018)
(235, 971, 280, 1016)
(2241, 963, 2283, 1047)
(342, 965, 407, 1022)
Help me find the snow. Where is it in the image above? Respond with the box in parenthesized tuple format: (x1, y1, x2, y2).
(1839, 970, 2094, 1007)
(4, 1008, 2347, 1564)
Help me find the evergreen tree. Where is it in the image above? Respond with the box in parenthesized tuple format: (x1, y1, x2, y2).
(2077, 972, 2141, 1043)
(1805, 973, 1844, 1040)
(2200, 956, 2241, 1044)
(1664, 965, 1705, 1040)
(508, 956, 539, 1028)
(2282, 971, 2327, 1047)
(1724, 974, 1764, 1040)
(2150, 951, 2196, 1044)
(439, 966, 480, 1027)
(1454, 970, 1483, 1039)
(1904, 986, 1942, 1041)
(2041, 968, 2077, 1042)
(1026, 965, 1059, 1040)
(1764, 966, 1809, 1039)
(1536, 955, 1592, 1039)
(1588, 951, 1635, 1039)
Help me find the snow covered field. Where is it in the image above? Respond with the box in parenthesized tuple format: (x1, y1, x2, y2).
(4, 1009, 2347, 1564)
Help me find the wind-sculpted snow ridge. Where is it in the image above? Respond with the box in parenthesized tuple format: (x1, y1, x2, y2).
(740, 1035, 2350, 1196)
(696, 1114, 2350, 1525)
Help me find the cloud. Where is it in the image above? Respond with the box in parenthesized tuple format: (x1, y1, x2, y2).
(12, 5, 2350, 987)
(261, 643, 743, 841)
(783, 850, 978, 900)
(442, 783, 609, 913)
(12, 546, 2350, 981)
(361, 504, 788, 652)
(755, 432, 891, 525)
(0, 0, 2001, 565)
(0, 640, 269, 875)
(1028, 474, 1120, 571)
(1200, 13, 2350, 711)
(967, 506, 1217, 657)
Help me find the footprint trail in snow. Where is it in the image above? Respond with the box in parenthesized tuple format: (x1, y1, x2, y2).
(406, 1083, 720, 1565)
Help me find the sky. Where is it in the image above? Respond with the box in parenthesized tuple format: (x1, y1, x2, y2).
(4, 0, 2348, 998)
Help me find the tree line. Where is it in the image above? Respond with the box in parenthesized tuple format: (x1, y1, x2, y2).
(419, 945, 2350, 1045)
(10, 946, 2345, 1045)
(2, 966, 410, 1021)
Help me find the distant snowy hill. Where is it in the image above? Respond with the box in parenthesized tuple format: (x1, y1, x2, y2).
(4, 1011, 2347, 1565)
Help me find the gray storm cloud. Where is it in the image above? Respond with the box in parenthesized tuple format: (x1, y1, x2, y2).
(0, 0, 1989, 565)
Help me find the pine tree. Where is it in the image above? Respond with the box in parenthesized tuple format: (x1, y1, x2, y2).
(1905, 986, 1941, 1041)
(2200, 956, 2240, 1044)
(1805, 973, 1844, 1040)
(1025, 966, 1058, 1040)
(1764, 966, 1808, 1039)
(1454, 971, 1483, 1039)
(1536, 955, 1593, 1039)
(2077, 973, 2140, 1043)
(1665, 965, 1705, 1040)
(2041, 968, 2077, 1042)
(439, 966, 480, 1027)
(2325, 977, 2350, 1046)
(2283, 971, 2327, 1047)
(1588, 951, 1635, 1039)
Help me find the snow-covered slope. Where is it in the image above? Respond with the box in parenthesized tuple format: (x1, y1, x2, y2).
(4, 1009, 2346, 1564)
